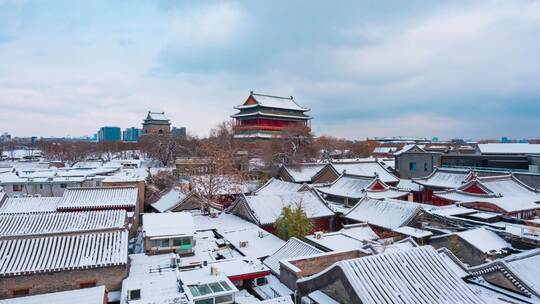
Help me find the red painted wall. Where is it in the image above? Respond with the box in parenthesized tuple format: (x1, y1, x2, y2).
(370, 181, 385, 191)
(462, 183, 487, 194)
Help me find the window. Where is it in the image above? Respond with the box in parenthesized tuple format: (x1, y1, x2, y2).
(39, 184, 43, 189)
(209, 282, 225, 293)
(161, 239, 170, 247)
(60, 184, 67, 188)
(215, 294, 233, 304)
(128, 289, 141, 300)
(194, 299, 213, 304)
(219, 281, 233, 291)
(173, 238, 182, 247)
(79, 281, 96, 288)
(409, 162, 417, 172)
(12, 288, 30, 297)
(424, 162, 428, 172)
(12, 185, 23, 192)
(255, 277, 268, 286)
(151, 239, 160, 248)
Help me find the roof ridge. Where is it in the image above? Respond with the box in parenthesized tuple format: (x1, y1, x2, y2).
(251, 92, 293, 100)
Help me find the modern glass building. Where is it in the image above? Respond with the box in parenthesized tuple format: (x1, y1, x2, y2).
(123, 127, 141, 142)
(98, 126, 121, 142)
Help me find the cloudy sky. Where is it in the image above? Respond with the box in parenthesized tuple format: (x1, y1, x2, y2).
(1, 0, 539, 140)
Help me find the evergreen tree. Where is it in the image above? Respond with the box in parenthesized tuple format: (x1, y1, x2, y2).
(274, 203, 313, 240)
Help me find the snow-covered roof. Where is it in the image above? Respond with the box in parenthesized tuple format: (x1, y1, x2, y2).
(316, 175, 373, 199)
(0, 230, 128, 276)
(393, 144, 426, 156)
(0, 196, 61, 214)
(220, 226, 284, 259)
(413, 167, 470, 188)
(433, 175, 540, 213)
(364, 188, 410, 200)
(143, 212, 195, 238)
(235, 92, 309, 112)
(331, 161, 399, 184)
(255, 178, 304, 195)
(455, 227, 511, 254)
(281, 163, 328, 183)
(428, 205, 478, 217)
(120, 253, 183, 304)
(397, 178, 422, 191)
(344, 197, 421, 230)
(298, 246, 485, 304)
(150, 187, 189, 213)
(373, 147, 398, 154)
(305, 225, 379, 252)
(0, 210, 126, 237)
(263, 237, 323, 276)
(478, 143, 540, 155)
(145, 111, 169, 121)
(102, 168, 149, 183)
(192, 212, 256, 232)
(57, 186, 138, 210)
(258, 297, 294, 304)
(0, 285, 106, 304)
(503, 249, 540, 295)
(392, 226, 433, 238)
(317, 174, 408, 200)
(0, 171, 27, 183)
(230, 190, 334, 226)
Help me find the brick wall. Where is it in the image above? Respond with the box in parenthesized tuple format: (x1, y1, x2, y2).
(280, 250, 367, 290)
(0, 265, 128, 299)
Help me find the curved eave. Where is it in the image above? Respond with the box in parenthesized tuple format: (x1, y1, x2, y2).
(231, 112, 312, 120)
(234, 104, 310, 112)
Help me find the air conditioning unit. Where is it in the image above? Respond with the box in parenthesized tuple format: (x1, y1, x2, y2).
(239, 241, 249, 248)
(210, 265, 219, 276)
(314, 231, 323, 239)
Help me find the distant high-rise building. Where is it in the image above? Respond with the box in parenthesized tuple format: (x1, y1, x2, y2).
(172, 127, 187, 138)
(501, 137, 510, 143)
(123, 127, 141, 142)
(0, 132, 11, 142)
(98, 126, 121, 142)
(142, 111, 171, 136)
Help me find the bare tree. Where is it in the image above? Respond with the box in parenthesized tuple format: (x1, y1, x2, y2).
(256, 124, 316, 169)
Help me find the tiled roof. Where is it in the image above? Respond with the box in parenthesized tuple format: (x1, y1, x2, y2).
(299, 246, 485, 304)
(57, 186, 138, 210)
(0, 210, 126, 238)
(433, 175, 540, 213)
(331, 161, 399, 184)
(0, 197, 60, 214)
(255, 178, 304, 195)
(235, 92, 309, 112)
(263, 237, 323, 276)
(413, 167, 470, 189)
(231, 190, 334, 226)
(0, 285, 106, 304)
(344, 197, 421, 230)
(0, 230, 128, 276)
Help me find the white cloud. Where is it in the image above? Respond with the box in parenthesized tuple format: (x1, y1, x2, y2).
(168, 2, 244, 49)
